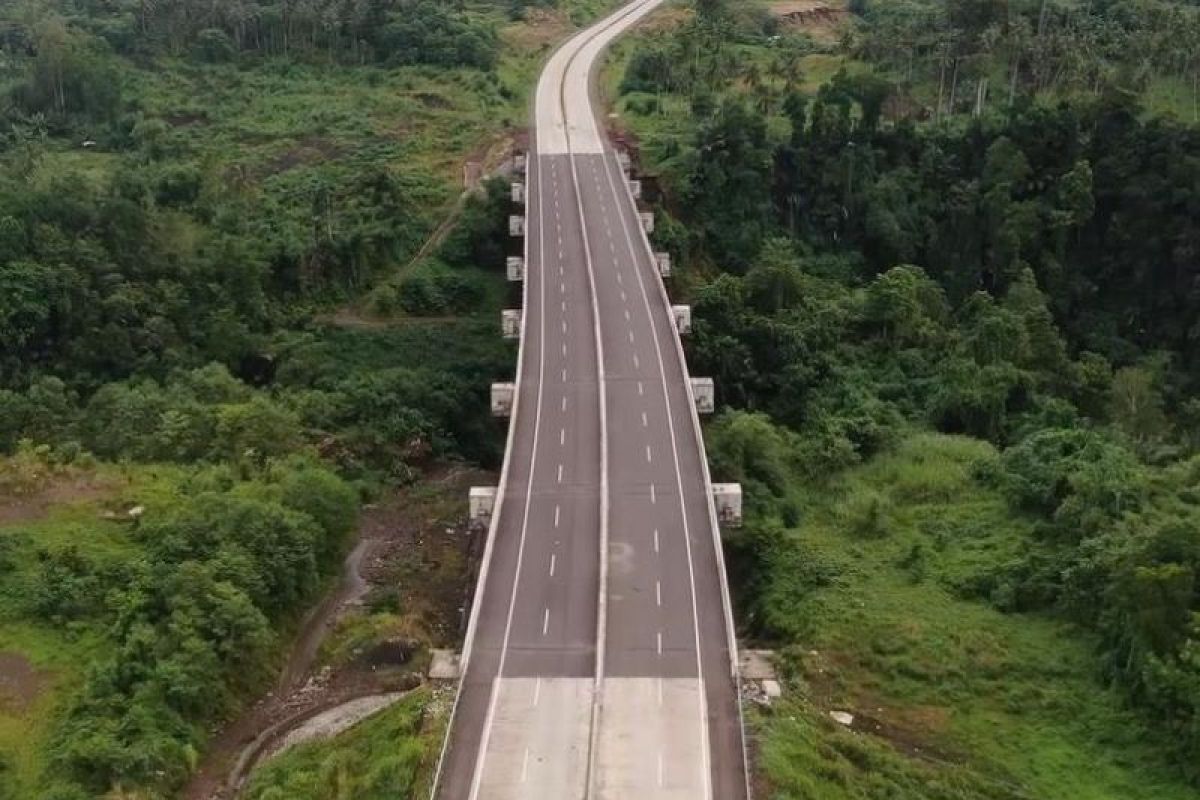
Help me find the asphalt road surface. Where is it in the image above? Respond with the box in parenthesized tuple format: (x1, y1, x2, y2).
(433, 2, 748, 797)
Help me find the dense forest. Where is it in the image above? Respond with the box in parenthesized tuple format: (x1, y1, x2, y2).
(618, 0, 1200, 795)
(0, 0, 532, 796)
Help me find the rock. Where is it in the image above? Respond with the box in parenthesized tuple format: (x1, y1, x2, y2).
(762, 679, 782, 699)
(830, 710, 854, 726)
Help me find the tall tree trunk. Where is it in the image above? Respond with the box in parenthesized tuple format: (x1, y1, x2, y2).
(1009, 55, 1020, 106)
(936, 48, 948, 121)
(949, 57, 960, 115)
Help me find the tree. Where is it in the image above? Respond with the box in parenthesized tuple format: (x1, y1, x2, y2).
(194, 28, 236, 62)
(1109, 364, 1170, 448)
(863, 265, 948, 347)
(277, 464, 359, 563)
(215, 396, 304, 463)
(683, 98, 773, 269)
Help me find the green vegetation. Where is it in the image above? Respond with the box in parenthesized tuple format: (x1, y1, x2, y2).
(243, 690, 442, 800)
(726, 427, 1196, 798)
(613, 0, 1200, 795)
(0, 452, 358, 798)
(850, 0, 1200, 123)
(0, 0, 614, 795)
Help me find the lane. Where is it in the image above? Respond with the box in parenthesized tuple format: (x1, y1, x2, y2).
(596, 149, 748, 800)
(544, 0, 748, 791)
(435, 1, 748, 797)
(576, 151, 709, 799)
(436, 149, 603, 800)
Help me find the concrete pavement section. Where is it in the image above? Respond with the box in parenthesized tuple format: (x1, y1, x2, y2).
(433, 1, 749, 797)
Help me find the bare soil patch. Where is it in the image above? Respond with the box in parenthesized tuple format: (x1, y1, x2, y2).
(0, 472, 115, 527)
(633, 4, 691, 33)
(770, 0, 849, 41)
(797, 648, 960, 765)
(414, 91, 452, 109)
(503, 8, 574, 52)
(164, 111, 211, 127)
(0, 651, 47, 713)
(257, 136, 343, 178)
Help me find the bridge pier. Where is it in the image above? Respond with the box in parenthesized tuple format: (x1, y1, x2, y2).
(506, 256, 525, 282)
(509, 214, 525, 237)
(690, 377, 715, 414)
(468, 486, 497, 530)
(711, 483, 743, 527)
(638, 210, 654, 234)
(501, 309, 521, 339)
(671, 304, 691, 335)
(490, 383, 515, 417)
(654, 251, 671, 277)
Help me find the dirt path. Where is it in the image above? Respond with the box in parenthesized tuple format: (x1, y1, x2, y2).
(321, 133, 519, 329)
(276, 538, 373, 694)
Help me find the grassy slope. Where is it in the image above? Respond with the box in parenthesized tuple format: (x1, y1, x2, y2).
(0, 46, 515, 800)
(0, 463, 192, 795)
(242, 688, 446, 800)
(754, 433, 1194, 799)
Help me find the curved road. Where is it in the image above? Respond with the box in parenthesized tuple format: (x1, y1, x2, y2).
(433, 3, 748, 797)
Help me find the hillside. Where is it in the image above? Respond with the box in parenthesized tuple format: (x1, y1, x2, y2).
(0, 1, 612, 797)
(607, 0, 1200, 797)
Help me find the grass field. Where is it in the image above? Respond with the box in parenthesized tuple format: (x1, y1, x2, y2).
(747, 432, 1197, 799)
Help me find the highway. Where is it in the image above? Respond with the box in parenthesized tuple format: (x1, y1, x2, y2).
(433, 1, 748, 797)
